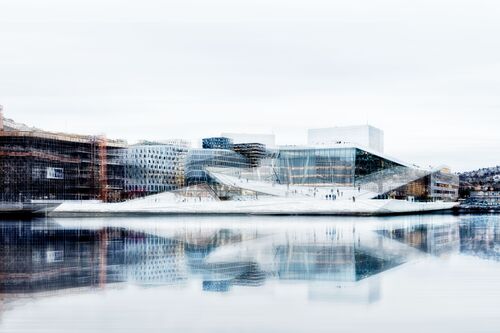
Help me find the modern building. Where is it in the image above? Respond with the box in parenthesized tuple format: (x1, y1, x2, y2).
(0, 111, 126, 202)
(308, 125, 384, 153)
(273, 145, 400, 187)
(121, 141, 189, 197)
(232, 143, 268, 168)
(184, 148, 250, 185)
(269, 144, 458, 202)
(202, 137, 233, 150)
(1, 108, 460, 215)
(183, 139, 459, 203)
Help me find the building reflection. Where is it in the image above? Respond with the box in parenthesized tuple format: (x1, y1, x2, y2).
(459, 215, 500, 261)
(124, 233, 187, 285)
(0, 216, 489, 307)
(0, 222, 117, 294)
(377, 221, 460, 257)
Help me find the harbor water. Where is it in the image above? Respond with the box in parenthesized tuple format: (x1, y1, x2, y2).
(0, 214, 499, 333)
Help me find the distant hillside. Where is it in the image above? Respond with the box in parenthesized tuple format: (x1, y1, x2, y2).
(458, 166, 500, 196)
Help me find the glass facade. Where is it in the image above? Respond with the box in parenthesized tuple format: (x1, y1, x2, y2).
(354, 149, 402, 177)
(275, 148, 355, 187)
(184, 149, 250, 185)
(274, 147, 401, 187)
(375, 171, 459, 202)
(183, 146, 459, 201)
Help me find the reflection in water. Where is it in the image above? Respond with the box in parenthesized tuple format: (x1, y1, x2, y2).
(0, 215, 499, 332)
(459, 215, 500, 261)
(1, 215, 478, 297)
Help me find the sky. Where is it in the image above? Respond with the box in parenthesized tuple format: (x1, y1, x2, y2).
(0, 0, 499, 172)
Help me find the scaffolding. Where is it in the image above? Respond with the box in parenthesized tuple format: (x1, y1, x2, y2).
(0, 118, 125, 203)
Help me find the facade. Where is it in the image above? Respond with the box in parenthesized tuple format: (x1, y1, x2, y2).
(232, 143, 267, 167)
(184, 148, 250, 185)
(184, 143, 459, 202)
(308, 125, 384, 153)
(0, 109, 459, 206)
(429, 168, 460, 201)
(202, 137, 233, 150)
(270, 146, 458, 201)
(389, 169, 459, 202)
(0, 120, 125, 202)
(274, 146, 401, 188)
(121, 141, 189, 197)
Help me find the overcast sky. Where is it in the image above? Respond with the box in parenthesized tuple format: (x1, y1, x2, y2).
(1, 0, 499, 171)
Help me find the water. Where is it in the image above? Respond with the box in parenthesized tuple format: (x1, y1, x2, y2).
(0, 214, 499, 333)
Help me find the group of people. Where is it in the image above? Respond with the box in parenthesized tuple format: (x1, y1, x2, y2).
(324, 188, 358, 203)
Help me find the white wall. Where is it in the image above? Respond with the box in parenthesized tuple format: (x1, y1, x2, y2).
(308, 125, 384, 153)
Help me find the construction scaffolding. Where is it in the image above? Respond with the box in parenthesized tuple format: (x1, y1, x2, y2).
(0, 115, 126, 203)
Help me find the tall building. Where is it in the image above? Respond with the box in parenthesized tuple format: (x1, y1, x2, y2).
(308, 125, 384, 153)
(121, 141, 189, 197)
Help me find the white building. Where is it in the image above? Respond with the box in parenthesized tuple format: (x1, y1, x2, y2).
(121, 141, 189, 195)
(308, 125, 384, 153)
(221, 132, 276, 148)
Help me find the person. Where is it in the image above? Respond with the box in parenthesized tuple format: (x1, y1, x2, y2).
(352, 196, 356, 203)
(358, 185, 361, 192)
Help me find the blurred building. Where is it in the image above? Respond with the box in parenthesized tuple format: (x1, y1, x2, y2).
(124, 234, 187, 285)
(202, 137, 233, 150)
(0, 223, 125, 293)
(121, 141, 189, 198)
(0, 109, 125, 202)
(271, 145, 458, 201)
(185, 144, 251, 185)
